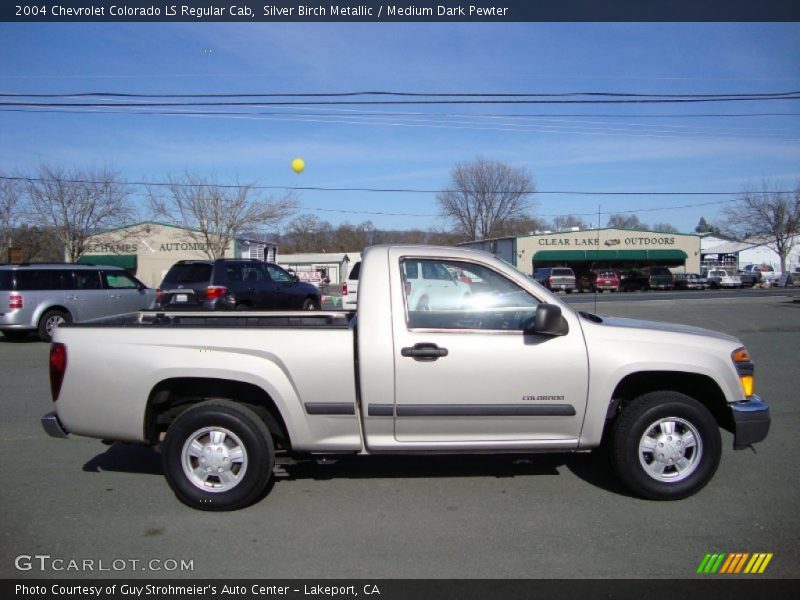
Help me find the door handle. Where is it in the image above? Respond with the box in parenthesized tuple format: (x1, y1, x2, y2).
(109, 294, 121, 299)
(401, 343, 449, 362)
(67, 295, 78, 300)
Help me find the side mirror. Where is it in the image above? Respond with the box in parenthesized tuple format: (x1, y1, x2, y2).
(527, 304, 569, 336)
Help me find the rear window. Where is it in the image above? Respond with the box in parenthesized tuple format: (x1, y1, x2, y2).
(164, 263, 213, 284)
(0, 271, 14, 290)
(551, 268, 574, 276)
(599, 271, 617, 278)
(13, 269, 64, 291)
(649, 267, 671, 276)
(348, 262, 361, 280)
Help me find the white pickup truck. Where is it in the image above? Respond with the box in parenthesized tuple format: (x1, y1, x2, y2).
(41, 245, 770, 511)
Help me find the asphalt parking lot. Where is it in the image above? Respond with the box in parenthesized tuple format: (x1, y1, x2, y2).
(1, 292, 799, 579)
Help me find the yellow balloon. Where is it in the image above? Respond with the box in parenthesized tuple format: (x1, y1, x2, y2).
(291, 158, 305, 174)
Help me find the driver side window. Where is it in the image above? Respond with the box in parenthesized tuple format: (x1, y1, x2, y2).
(401, 259, 540, 331)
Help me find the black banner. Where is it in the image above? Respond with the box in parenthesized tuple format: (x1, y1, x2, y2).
(2, 0, 799, 22)
(4, 579, 800, 600)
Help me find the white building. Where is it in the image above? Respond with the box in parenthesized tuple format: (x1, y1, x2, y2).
(278, 253, 361, 285)
(79, 221, 278, 288)
(702, 235, 800, 274)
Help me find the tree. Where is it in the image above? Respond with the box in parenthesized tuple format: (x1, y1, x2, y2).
(437, 157, 536, 240)
(722, 181, 800, 272)
(282, 214, 334, 253)
(9, 225, 63, 263)
(694, 216, 721, 236)
(553, 214, 588, 231)
(491, 215, 552, 238)
(0, 174, 24, 260)
(24, 165, 135, 263)
(652, 222, 679, 233)
(606, 213, 648, 230)
(150, 172, 298, 259)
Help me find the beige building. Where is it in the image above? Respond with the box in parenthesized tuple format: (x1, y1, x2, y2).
(78, 222, 278, 288)
(461, 228, 702, 275)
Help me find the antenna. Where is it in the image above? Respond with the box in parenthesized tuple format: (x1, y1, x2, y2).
(594, 204, 601, 314)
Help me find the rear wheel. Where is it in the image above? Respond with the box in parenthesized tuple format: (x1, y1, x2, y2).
(161, 400, 275, 511)
(611, 391, 721, 500)
(37, 309, 71, 343)
(302, 298, 320, 310)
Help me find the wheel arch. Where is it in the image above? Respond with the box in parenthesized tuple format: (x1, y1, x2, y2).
(607, 371, 733, 434)
(145, 377, 292, 450)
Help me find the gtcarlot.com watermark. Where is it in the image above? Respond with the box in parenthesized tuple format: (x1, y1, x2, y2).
(14, 554, 194, 573)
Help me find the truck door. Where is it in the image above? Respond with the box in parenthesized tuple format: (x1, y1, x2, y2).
(388, 253, 589, 446)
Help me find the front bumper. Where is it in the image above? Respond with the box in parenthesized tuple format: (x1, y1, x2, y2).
(41, 411, 69, 438)
(730, 396, 770, 450)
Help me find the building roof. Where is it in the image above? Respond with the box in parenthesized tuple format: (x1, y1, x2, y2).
(278, 253, 357, 263)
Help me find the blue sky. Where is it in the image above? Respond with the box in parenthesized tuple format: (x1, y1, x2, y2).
(1, 22, 799, 233)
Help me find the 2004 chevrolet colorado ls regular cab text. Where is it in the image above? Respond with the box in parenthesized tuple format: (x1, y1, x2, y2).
(41, 245, 770, 511)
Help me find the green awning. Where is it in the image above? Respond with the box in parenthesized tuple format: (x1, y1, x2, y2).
(646, 250, 688, 260)
(532, 250, 588, 261)
(78, 254, 137, 270)
(533, 249, 687, 263)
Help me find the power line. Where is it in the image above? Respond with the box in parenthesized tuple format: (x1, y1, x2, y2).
(3, 96, 800, 107)
(2, 90, 800, 99)
(3, 175, 788, 196)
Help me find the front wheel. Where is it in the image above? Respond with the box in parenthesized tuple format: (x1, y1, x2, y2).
(611, 391, 721, 500)
(161, 400, 275, 511)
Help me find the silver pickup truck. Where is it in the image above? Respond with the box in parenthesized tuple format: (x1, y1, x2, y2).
(41, 245, 770, 511)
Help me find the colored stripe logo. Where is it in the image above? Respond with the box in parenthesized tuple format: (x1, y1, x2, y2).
(696, 552, 773, 574)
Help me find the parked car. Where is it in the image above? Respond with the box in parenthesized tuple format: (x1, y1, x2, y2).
(737, 270, 756, 288)
(533, 267, 577, 293)
(707, 269, 742, 289)
(618, 269, 649, 292)
(0, 263, 155, 342)
(674, 273, 708, 290)
(342, 261, 360, 310)
(642, 266, 675, 291)
(741, 263, 780, 285)
(402, 259, 472, 310)
(578, 270, 620, 293)
(156, 259, 321, 311)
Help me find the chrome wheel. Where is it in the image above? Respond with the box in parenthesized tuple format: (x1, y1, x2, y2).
(45, 313, 66, 336)
(181, 426, 248, 493)
(638, 417, 702, 483)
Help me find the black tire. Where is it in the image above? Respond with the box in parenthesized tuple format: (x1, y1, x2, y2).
(37, 309, 71, 343)
(302, 298, 320, 311)
(234, 303, 250, 311)
(2, 330, 29, 342)
(610, 391, 721, 500)
(161, 400, 275, 511)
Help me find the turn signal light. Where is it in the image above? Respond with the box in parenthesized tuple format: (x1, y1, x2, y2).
(731, 347, 750, 363)
(740, 375, 754, 397)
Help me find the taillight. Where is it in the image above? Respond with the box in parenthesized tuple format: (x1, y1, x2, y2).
(9, 294, 23, 309)
(342, 281, 348, 295)
(155, 289, 163, 304)
(404, 282, 411, 295)
(49, 343, 67, 402)
(547, 276, 552, 285)
(205, 286, 228, 300)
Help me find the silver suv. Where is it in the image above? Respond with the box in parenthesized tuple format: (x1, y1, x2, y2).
(0, 264, 155, 342)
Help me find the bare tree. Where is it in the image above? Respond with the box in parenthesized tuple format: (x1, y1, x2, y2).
(437, 158, 536, 240)
(652, 222, 679, 233)
(553, 214, 588, 231)
(607, 213, 648, 230)
(282, 214, 334, 253)
(0, 174, 24, 259)
(722, 181, 800, 272)
(150, 173, 298, 259)
(24, 165, 134, 263)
